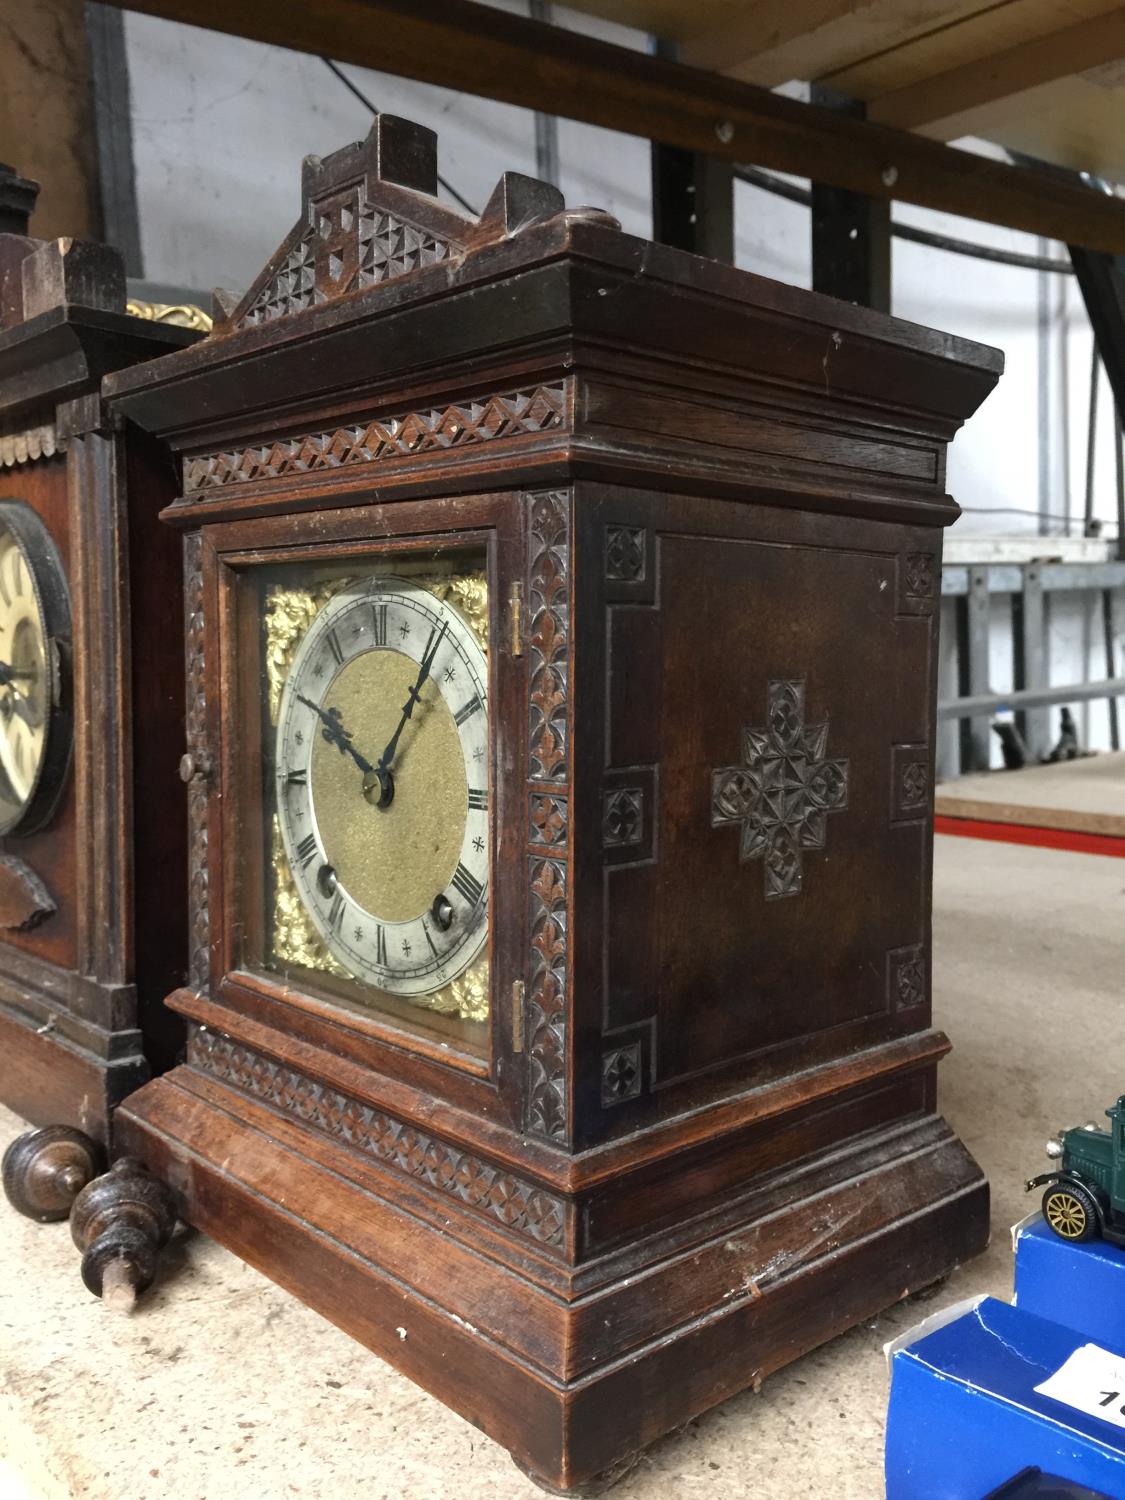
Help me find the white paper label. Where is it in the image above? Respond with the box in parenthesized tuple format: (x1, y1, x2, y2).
(1036, 1343, 1125, 1430)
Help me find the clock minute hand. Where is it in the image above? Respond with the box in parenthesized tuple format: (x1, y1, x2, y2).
(364, 619, 448, 809)
(296, 694, 377, 778)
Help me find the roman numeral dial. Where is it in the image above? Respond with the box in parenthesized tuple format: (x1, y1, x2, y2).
(274, 571, 489, 1006)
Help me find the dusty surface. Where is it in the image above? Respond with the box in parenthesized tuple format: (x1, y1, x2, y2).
(936, 750, 1125, 836)
(1, 834, 1122, 1498)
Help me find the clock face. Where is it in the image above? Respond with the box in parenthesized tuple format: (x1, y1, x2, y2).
(272, 574, 489, 1003)
(0, 503, 72, 837)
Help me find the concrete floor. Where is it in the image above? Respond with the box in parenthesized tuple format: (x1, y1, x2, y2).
(1, 834, 1123, 1498)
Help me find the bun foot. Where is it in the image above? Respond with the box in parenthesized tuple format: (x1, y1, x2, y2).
(2, 1125, 104, 1221)
(70, 1157, 177, 1309)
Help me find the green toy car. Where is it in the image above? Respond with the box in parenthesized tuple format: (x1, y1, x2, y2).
(1027, 1098, 1125, 1245)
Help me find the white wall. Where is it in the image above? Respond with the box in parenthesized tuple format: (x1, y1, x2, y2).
(121, 8, 1124, 773)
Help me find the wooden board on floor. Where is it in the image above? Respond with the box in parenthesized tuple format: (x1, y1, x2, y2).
(936, 752, 1125, 838)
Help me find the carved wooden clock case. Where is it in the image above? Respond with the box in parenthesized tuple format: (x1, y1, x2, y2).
(104, 118, 1002, 1490)
(0, 167, 199, 1177)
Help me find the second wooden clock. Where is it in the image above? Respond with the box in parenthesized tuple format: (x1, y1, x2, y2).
(0, 167, 203, 1220)
(104, 115, 1001, 1489)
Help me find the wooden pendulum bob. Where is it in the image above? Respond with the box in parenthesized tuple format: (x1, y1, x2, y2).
(0, 164, 206, 1204)
(104, 116, 1002, 1490)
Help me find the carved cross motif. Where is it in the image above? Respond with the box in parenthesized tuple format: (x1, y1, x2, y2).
(711, 679, 850, 900)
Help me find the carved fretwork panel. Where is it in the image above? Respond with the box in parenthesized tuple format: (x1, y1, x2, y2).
(525, 490, 572, 1143)
(224, 114, 564, 337)
(711, 679, 850, 900)
(602, 524, 931, 1096)
(184, 533, 210, 991)
(189, 1029, 567, 1249)
(238, 190, 460, 329)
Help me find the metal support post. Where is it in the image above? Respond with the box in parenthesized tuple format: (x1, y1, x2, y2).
(966, 567, 992, 770)
(1020, 566, 1049, 758)
(650, 40, 734, 263)
(528, 1, 560, 188)
(809, 86, 891, 312)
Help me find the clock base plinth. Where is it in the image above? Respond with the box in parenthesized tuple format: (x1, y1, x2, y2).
(0, 996, 148, 1149)
(114, 1061, 987, 1491)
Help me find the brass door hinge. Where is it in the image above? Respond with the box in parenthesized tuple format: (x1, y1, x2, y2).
(512, 979, 525, 1052)
(509, 580, 523, 657)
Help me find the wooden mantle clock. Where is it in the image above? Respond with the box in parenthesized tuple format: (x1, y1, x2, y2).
(0, 166, 203, 1215)
(104, 118, 1002, 1489)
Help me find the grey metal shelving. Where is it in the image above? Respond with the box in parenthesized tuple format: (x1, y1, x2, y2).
(939, 561, 1125, 771)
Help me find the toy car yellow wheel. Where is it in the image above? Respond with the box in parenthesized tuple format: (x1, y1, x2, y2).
(1042, 1181, 1099, 1242)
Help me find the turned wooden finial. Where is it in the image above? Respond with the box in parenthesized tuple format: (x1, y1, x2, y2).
(2, 1126, 104, 1221)
(70, 1157, 177, 1311)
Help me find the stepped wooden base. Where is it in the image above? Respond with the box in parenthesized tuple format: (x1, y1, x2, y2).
(116, 1061, 987, 1490)
(0, 999, 147, 1147)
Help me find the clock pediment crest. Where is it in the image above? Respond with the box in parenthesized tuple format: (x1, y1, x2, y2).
(225, 114, 566, 334)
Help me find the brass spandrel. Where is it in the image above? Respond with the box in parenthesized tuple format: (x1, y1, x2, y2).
(270, 816, 348, 977)
(126, 298, 214, 332)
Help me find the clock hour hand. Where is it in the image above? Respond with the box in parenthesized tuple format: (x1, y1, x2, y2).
(365, 619, 448, 809)
(0, 660, 35, 689)
(295, 694, 382, 786)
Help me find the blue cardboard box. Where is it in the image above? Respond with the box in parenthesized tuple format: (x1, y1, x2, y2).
(1015, 1217, 1125, 1352)
(885, 1296, 1125, 1499)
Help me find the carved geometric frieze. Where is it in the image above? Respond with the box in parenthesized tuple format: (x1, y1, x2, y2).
(603, 787, 643, 849)
(529, 791, 567, 849)
(712, 678, 849, 900)
(188, 1030, 565, 1249)
(527, 490, 570, 782)
(605, 524, 646, 582)
(601, 1042, 642, 1107)
(183, 382, 568, 494)
(891, 743, 931, 822)
(527, 857, 568, 1141)
(887, 944, 926, 1012)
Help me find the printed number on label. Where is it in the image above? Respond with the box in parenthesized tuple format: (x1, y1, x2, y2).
(1036, 1343, 1125, 1431)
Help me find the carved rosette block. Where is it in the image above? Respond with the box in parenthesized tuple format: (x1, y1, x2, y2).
(601, 1043, 642, 1107)
(888, 944, 927, 1012)
(604, 524, 645, 582)
(900, 550, 937, 615)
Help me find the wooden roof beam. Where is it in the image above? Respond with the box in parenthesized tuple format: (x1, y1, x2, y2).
(108, 0, 1125, 252)
(868, 8, 1125, 139)
(681, 0, 986, 88)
